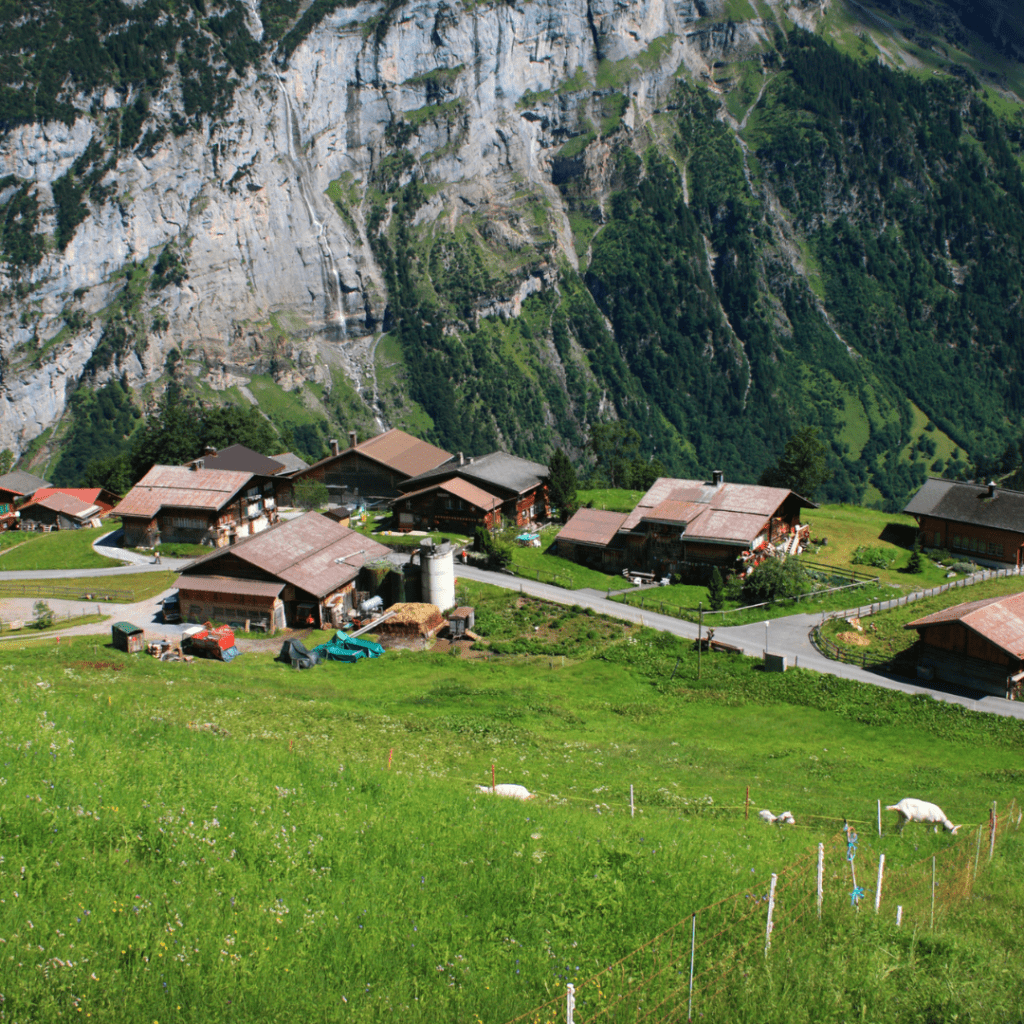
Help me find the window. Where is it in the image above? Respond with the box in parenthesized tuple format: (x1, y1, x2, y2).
(934, 532, 941, 547)
(989, 541, 1004, 557)
(171, 517, 205, 531)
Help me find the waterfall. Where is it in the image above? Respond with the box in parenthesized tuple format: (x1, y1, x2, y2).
(275, 73, 349, 338)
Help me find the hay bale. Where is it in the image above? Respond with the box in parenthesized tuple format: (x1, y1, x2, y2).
(837, 631, 871, 647)
(377, 603, 445, 639)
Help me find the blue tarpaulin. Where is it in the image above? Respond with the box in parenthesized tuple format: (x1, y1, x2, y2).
(311, 631, 385, 663)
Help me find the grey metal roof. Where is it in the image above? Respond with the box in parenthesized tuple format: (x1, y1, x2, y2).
(180, 512, 392, 598)
(195, 445, 286, 476)
(904, 478, 1024, 533)
(270, 452, 310, 474)
(400, 451, 548, 497)
(0, 470, 51, 497)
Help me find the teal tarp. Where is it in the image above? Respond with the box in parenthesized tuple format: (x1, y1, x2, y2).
(311, 631, 384, 663)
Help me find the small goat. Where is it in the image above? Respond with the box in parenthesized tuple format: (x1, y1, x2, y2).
(476, 784, 535, 801)
(758, 809, 796, 825)
(886, 798, 960, 835)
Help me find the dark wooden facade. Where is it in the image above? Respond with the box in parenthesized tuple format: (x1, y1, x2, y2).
(913, 513, 1023, 566)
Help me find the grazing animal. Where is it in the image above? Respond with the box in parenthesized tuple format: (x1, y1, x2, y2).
(758, 809, 796, 825)
(886, 798, 960, 835)
(476, 784, 535, 801)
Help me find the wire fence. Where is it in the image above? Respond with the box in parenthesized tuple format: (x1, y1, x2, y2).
(504, 803, 1020, 1024)
(0, 581, 135, 603)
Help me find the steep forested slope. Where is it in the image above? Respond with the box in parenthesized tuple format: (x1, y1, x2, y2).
(2, 0, 1024, 509)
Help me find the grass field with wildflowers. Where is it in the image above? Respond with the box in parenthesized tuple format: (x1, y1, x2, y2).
(0, 581, 1021, 1022)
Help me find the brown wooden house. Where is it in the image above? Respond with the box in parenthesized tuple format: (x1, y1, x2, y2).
(176, 512, 392, 629)
(555, 473, 814, 579)
(905, 592, 1024, 699)
(391, 477, 503, 533)
(397, 452, 550, 529)
(905, 478, 1024, 567)
(111, 465, 279, 548)
(287, 429, 453, 504)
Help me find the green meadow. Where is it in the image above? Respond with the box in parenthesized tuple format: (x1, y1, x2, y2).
(0, 581, 1021, 1023)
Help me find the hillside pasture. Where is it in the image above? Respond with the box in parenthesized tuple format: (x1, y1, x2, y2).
(0, 528, 123, 570)
(0, 580, 1022, 1022)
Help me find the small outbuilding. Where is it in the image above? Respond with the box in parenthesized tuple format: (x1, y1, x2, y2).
(449, 606, 476, 636)
(905, 592, 1024, 698)
(111, 621, 145, 653)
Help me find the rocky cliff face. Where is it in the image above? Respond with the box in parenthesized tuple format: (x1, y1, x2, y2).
(0, 0, 770, 457)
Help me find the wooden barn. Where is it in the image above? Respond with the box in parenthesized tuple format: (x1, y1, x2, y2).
(905, 478, 1024, 567)
(905, 592, 1024, 699)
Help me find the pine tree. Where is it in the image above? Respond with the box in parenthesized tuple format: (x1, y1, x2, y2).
(907, 541, 924, 574)
(548, 447, 579, 523)
(707, 567, 725, 610)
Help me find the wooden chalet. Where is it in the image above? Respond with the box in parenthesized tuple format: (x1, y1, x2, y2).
(175, 512, 391, 630)
(906, 592, 1024, 699)
(555, 472, 814, 580)
(289, 429, 453, 504)
(396, 452, 550, 529)
(18, 491, 109, 531)
(905, 478, 1024, 567)
(111, 464, 279, 548)
(0, 470, 51, 509)
(391, 477, 502, 534)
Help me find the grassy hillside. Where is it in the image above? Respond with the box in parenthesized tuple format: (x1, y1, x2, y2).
(1, 581, 1022, 1022)
(0, 528, 122, 570)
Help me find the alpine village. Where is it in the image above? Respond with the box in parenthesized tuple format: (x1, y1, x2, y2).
(2, 1, 1024, 1022)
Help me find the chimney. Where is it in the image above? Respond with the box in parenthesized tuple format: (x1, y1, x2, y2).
(458, 452, 464, 466)
(712, 469, 724, 487)
(988, 480, 997, 498)
(347, 430, 358, 449)
(204, 445, 217, 457)
(329, 438, 340, 457)
(192, 459, 204, 471)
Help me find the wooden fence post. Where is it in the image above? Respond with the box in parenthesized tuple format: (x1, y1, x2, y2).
(765, 874, 777, 955)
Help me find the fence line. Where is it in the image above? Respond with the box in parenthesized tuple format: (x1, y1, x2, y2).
(811, 565, 1024, 669)
(0, 581, 135, 603)
(503, 811, 1015, 1024)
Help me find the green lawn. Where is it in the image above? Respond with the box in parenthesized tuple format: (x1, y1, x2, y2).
(509, 525, 623, 590)
(801, 504, 964, 590)
(0, 578, 1021, 1022)
(0, 528, 123, 570)
(577, 488, 644, 513)
(0, 570, 178, 603)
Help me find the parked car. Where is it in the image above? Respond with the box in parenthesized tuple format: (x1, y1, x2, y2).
(162, 594, 181, 624)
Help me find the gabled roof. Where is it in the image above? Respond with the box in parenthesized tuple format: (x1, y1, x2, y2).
(19, 492, 102, 520)
(111, 465, 253, 519)
(193, 445, 286, 476)
(904, 478, 1024, 533)
(906, 592, 1024, 661)
(400, 451, 549, 497)
(270, 452, 310, 474)
(681, 509, 771, 546)
(0, 469, 51, 498)
(556, 508, 629, 547)
(308, 429, 452, 479)
(396, 476, 503, 512)
(621, 477, 812, 531)
(30, 488, 116, 512)
(179, 512, 392, 598)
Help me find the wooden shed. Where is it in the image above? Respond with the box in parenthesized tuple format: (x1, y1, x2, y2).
(111, 621, 145, 653)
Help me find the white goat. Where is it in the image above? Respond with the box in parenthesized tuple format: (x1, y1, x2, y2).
(476, 784, 535, 801)
(886, 798, 960, 835)
(758, 809, 796, 825)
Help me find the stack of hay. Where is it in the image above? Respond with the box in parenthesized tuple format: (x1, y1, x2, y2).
(375, 603, 445, 640)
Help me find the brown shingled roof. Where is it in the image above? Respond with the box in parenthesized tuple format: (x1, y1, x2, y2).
(905, 591, 1024, 660)
(175, 575, 286, 599)
(396, 476, 502, 511)
(20, 492, 102, 520)
(111, 466, 253, 519)
(180, 512, 392, 598)
(556, 508, 629, 547)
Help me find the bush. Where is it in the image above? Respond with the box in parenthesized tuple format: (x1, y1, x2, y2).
(852, 545, 897, 569)
(33, 601, 55, 629)
(707, 567, 725, 610)
(742, 558, 809, 604)
(949, 561, 978, 574)
(294, 478, 329, 510)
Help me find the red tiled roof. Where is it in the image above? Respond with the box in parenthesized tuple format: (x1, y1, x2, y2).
(19, 492, 102, 520)
(31, 488, 115, 512)
(906, 592, 1024, 659)
(180, 512, 392, 598)
(175, 575, 286, 598)
(111, 466, 253, 519)
(396, 476, 502, 511)
(556, 508, 629, 547)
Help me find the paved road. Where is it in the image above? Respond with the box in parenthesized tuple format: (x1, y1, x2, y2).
(454, 564, 1024, 721)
